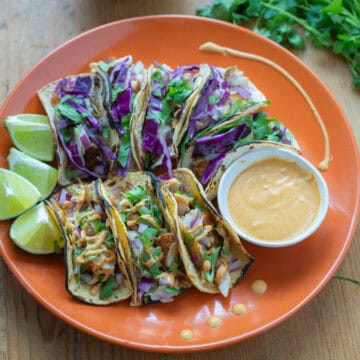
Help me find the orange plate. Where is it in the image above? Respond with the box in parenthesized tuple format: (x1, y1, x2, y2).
(0, 15, 359, 352)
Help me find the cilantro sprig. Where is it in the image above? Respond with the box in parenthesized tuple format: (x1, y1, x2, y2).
(197, 0, 360, 89)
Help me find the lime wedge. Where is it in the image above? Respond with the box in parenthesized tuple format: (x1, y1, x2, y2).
(10, 202, 62, 254)
(0, 168, 41, 220)
(7, 148, 58, 200)
(4, 114, 55, 161)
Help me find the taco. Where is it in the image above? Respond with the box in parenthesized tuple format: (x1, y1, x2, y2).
(178, 64, 268, 149)
(131, 63, 209, 175)
(180, 111, 300, 199)
(98, 173, 191, 306)
(90, 55, 147, 176)
(159, 168, 254, 297)
(38, 72, 121, 185)
(48, 182, 132, 305)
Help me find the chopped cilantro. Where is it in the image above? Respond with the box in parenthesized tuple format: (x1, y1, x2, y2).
(91, 220, 107, 234)
(159, 100, 172, 124)
(142, 250, 151, 263)
(122, 185, 147, 204)
(167, 79, 192, 104)
(104, 232, 115, 249)
(138, 206, 151, 215)
(55, 102, 83, 124)
(59, 127, 72, 142)
(208, 94, 219, 104)
(99, 275, 117, 300)
(183, 232, 195, 250)
(192, 199, 205, 211)
(151, 69, 163, 82)
(164, 287, 181, 295)
(139, 227, 158, 247)
(148, 262, 163, 278)
(152, 246, 163, 259)
(203, 247, 221, 283)
(169, 260, 179, 273)
(120, 211, 130, 222)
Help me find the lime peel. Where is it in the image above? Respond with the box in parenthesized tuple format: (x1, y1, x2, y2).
(10, 202, 62, 254)
(0, 168, 41, 220)
(7, 147, 58, 200)
(4, 114, 55, 162)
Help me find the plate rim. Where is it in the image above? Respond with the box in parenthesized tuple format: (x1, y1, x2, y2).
(0, 14, 359, 353)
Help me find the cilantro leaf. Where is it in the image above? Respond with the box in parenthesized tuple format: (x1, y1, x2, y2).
(139, 227, 158, 247)
(122, 185, 147, 204)
(197, 0, 360, 89)
(203, 246, 221, 283)
(55, 103, 83, 124)
(99, 275, 117, 300)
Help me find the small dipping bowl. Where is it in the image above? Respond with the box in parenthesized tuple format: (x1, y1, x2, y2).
(217, 147, 329, 247)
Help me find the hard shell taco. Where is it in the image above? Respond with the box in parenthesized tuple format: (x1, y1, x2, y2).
(48, 182, 133, 305)
(158, 168, 254, 297)
(98, 172, 191, 306)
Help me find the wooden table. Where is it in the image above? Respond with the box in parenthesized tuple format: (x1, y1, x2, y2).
(0, 1, 359, 359)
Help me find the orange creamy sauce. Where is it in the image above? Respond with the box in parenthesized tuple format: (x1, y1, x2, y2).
(180, 329, 194, 341)
(251, 280, 267, 295)
(207, 315, 223, 328)
(228, 158, 320, 242)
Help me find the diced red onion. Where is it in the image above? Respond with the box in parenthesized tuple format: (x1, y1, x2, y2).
(229, 258, 243, 272)
(138, 278, 154, 293)
(190, 253, 202, 265)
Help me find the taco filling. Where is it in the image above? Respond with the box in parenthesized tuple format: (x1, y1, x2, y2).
(50, 183, 131, 304)
(38, 73, 121, 184)
(91, 56, 146, 175)
(164, 176, 232, 295)
(184, 65, 267, 143)
(100, 177, 190, 305)
(141, 64, 201, 174)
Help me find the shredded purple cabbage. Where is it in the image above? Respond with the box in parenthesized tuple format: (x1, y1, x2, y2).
(200, 152, 227, 184)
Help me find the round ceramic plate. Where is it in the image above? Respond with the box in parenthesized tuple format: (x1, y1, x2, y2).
(0, 16, 359, 352)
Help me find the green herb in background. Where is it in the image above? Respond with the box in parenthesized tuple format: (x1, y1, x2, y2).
(333, 273, 360, 284)
(197, 0, 360, 89)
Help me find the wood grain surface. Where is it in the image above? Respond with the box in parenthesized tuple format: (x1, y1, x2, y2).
(0, 1, 359, 359)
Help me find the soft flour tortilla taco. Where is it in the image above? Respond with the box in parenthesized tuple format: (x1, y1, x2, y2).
(98, 172, 191, 306)
(180, 110, 300, 199)
(159, 168, 254, 297)
(178, 64, 268, 149)
(131, 63, 209, 174)
(48, 182, 132, 305)
(90, 55, 147, 176)
(38, 72, 121, 185)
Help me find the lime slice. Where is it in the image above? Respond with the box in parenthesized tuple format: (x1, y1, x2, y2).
(7, 148, 58, 200)
(10, 202, 62, 254)
(0, 168, 41, 220)
(4, 114, 55, 161)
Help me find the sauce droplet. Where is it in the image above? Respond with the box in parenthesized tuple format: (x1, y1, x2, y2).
(232, 303, 247, 316)
(207, 315, 223, 328)
(180, 329, 194, 341)
(251, 280, 267, 295)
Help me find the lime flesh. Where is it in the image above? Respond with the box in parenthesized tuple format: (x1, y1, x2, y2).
(7, 148, 58, 200)
(0, 168, 41, 220)
(10, 202, 62, 254)
(4, 114, 54, 162)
